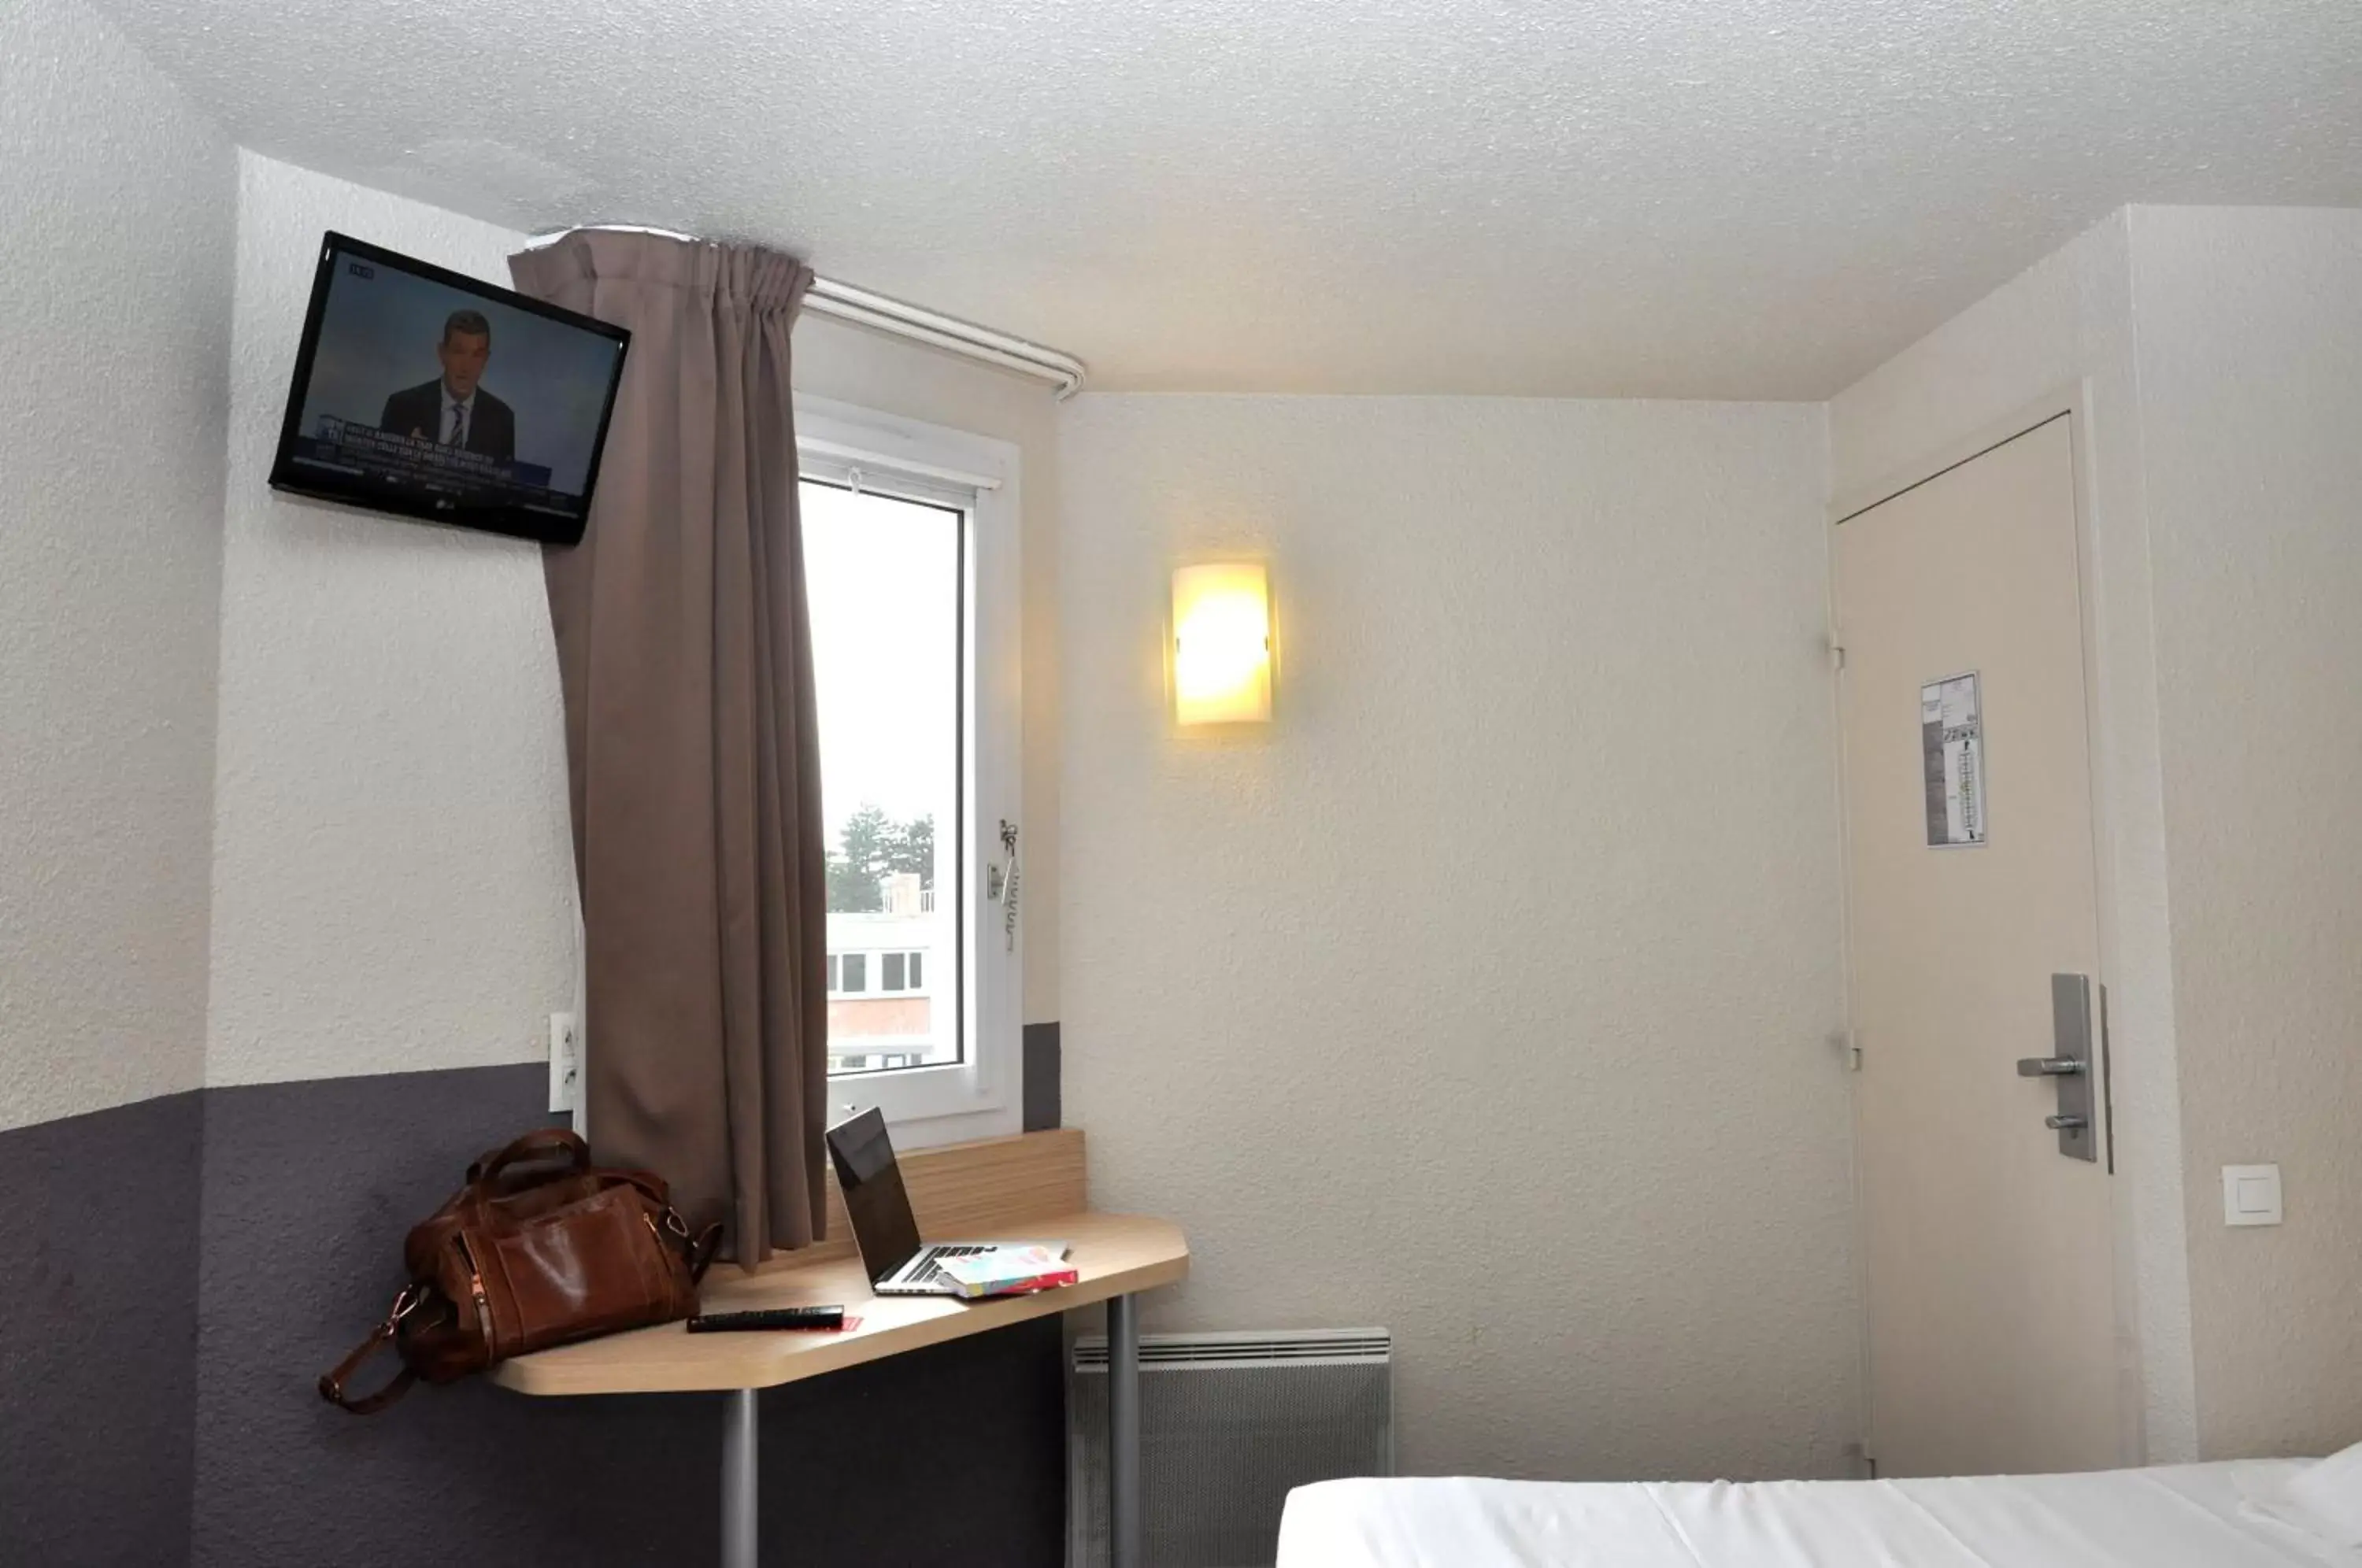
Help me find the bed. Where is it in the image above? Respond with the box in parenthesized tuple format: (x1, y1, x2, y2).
(1278, 1459, 2362, 1567)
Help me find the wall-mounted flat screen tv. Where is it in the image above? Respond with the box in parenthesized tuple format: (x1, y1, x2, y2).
(268, 232, 629, 546)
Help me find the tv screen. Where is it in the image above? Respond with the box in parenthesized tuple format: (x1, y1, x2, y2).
(268, 232, 629, 546)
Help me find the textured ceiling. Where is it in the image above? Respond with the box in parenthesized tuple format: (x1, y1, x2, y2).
(94, 0, 2362, 398)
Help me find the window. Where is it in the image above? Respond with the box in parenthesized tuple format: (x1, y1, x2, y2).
(802, 396, 1021, 1144)
(827, 949, 933, 998)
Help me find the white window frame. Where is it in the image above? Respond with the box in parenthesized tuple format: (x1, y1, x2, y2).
(797, 394, 1023, 1148)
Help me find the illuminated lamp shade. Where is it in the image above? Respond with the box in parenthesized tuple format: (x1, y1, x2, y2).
(1171, 561, 1273, 726)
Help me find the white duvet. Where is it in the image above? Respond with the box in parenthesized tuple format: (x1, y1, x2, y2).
(1279, 1461, 2361, 1567)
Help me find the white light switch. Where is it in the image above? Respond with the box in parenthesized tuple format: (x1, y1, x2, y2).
(2223, 1163, 2282, 1227)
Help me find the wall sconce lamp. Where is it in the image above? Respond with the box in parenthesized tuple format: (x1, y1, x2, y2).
(1171, 561, 1273, 727)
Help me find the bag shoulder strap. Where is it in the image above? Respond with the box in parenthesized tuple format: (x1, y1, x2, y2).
(687, 1220, 724, 1284)
(584, 1164, 672, 1207)
(638, 1198, 726, 1284)
(318, 1286, 427, 1415)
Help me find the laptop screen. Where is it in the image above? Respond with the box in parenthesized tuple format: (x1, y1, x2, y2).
(826, 1108, 923, 1286)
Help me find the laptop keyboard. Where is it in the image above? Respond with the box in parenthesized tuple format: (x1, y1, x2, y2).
(903, 1244, 990, 1287)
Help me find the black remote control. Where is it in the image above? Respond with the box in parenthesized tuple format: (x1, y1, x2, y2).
(687, 1306, 846, 1333)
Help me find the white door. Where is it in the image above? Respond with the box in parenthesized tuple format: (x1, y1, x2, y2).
(1834, 415, 2122, 1477)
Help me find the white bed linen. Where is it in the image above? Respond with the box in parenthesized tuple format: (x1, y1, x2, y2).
(1278, 1461, 2360, 1567)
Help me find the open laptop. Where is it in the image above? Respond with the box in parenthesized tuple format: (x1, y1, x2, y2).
(826, 1108, 1067, 1296)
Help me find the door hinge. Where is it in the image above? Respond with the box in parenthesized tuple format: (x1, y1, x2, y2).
(1827, 635, 1847, 671)
(1845, 1030, 1863, 1072)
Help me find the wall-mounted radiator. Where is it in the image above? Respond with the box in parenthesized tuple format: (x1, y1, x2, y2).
(1068, 1327, 1393, 1568)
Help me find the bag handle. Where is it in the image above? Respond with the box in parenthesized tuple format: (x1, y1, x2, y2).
(467, 1127, 590, 1188)
(318, 1286, 427, 1415)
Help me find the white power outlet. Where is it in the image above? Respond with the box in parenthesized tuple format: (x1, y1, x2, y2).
(548, 1011, 581, 1115)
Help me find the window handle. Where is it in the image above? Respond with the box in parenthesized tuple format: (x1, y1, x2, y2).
(996, 819, 1020, 952)
(2016, 1056, 2083, 1077)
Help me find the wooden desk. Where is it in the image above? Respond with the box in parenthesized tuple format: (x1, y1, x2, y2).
(493, 1131, 1187, 1568)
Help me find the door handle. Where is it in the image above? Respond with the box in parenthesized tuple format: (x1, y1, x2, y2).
(2032, 974, 2099, 1163)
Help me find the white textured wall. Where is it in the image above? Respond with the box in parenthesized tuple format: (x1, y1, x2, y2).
(791, 318, 1064, 1023)
(1057, 394, 1858, 1481)
(205, 154, 577, 1085)
(2126, 205, 2362, 1459)
(0, 0, 235, 1130)
(1827, 213, 2201, 1464)
(204, 165, 1068, 1089)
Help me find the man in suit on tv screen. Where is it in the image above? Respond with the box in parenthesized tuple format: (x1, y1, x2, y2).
(380, 308, 516, 462)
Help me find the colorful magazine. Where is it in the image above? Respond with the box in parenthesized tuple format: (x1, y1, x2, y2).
(934, 1244, 1079, 1300)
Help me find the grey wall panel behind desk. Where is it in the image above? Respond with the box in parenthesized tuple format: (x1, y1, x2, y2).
(190, 1063, 1067, 1566)
(1024, 1021, 1062, 1132)
(0, 1092, 205, 1567)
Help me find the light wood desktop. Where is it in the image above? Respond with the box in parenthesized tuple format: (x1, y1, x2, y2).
(491, 1128, 1187, 1568)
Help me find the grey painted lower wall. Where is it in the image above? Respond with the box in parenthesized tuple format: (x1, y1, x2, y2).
(0, 1090, 205, 1567)
(193, 1063, 1067, 1566)
(5, 1040, 1069, 1566)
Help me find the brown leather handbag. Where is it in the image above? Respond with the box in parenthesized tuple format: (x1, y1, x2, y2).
(320, 1128, 722, 1414)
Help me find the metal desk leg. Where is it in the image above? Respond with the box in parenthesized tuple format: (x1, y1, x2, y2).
(722, 1388, 759, 1568)
(1109, 1293, 1142, 1568)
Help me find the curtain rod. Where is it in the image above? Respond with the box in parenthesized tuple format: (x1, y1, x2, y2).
(526, 226, 1088, 399)
(803, 278, 1087, 400)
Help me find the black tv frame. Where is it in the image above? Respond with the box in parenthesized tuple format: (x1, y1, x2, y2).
(267, 231, 630, 547)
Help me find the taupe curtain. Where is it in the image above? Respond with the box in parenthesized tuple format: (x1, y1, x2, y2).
(509, 231, 826, 1263)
